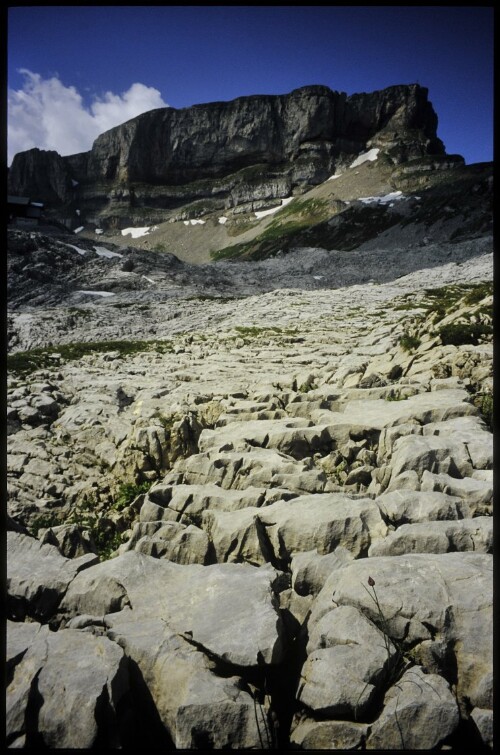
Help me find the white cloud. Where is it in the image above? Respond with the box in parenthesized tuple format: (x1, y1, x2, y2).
(8, 69, 168, 164)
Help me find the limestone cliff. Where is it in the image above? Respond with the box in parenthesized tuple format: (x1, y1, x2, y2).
(8, 83, 446, 226)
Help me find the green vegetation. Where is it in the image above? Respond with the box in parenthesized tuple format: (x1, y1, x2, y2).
(399, 333, 421, 352)
(421, 282, 493, 322)
(111, 302, 150, 311)
(186, 294, 240, 303)
(113, 481, 153, 511)
(385, 390, 408, 402)
(437, 322, 492, 346)
(474, 392, 493, 431)
(67, 307, 93, 320)
(235, 325, 274, 337)
(231, 325, 297, 339)
(211, 197, 331, 261)
(31, 512, 62, 537)
(393, 303, 417, 312)
(330, 459, 347, 485)
(30, 480, 154, 560)
(462, 282, 493, 305)
(8, 339, 175, 376)
(211, 201, 401, 260)
(298, 382, 318, 394)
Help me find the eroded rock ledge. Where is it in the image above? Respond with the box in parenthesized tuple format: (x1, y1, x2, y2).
(7, 254, 493, 749)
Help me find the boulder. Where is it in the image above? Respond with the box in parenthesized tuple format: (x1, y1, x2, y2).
(309, 553, 492, 713)
(291, 546, 354, 597)
(420, 470, 492, 516)
(366, 666, 459, 749)
(171, 447, 327, 494)
(59, 552, 287, 748)
(290, 717, 369, 750)
(60, 551, 286, 667)
(368, 516, 493, 556)
(7, 531, 98, 622)
(6, 620, 128, 749)
(388, 433, 473, 482)
(204, 493, 387, 566)
(297, 605, 399, 720)
(374, 489, 470, 525)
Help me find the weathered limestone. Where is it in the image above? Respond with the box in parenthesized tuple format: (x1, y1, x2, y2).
(297, 605, 398, 719)
(7, 620, 128, 749)
(203, 493, 387, 566)
(368, 516, 492, 556)
(374, 489, 471, 524)
(7, 234, 493, 748)
(60, 552, 286, 667)
(366, 666, 459, 749)
(290, 717, 369, 750)
(7, 531, 98, 622)
(309, 553, 492, 714)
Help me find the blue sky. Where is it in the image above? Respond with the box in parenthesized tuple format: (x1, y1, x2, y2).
(8, 5, 494, 165)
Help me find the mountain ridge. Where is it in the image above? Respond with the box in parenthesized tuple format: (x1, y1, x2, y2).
(9, 83, 447, 227)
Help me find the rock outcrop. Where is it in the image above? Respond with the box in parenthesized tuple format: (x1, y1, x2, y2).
(8, 83, 445, 227)
(7, 234, 493, 747)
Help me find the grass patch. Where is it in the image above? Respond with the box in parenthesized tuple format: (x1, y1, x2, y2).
(8, 339, 175, 376)
(474, 392, 493, 431)
(399, 333, 421, 352)
(113, 481, 153, 511)
(231, 325, 298, 341)
(462, 282, 493, 305)
(385, 391, 408, 402)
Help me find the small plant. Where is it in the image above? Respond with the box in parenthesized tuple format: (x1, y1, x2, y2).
(353, 576, 413, 721)
(474, 392, 493, 431)
(114, 481, 152, 511)
(298, 382, 318, 394)
(462, 282, 493, 305)
(399, 333, 421, 352)
(331, 459, 347, 485)
(385, 390, 408, 402)
(31, 512, 62, 536)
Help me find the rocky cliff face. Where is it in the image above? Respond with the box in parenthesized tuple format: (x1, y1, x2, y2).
(8, 84, 445, 226)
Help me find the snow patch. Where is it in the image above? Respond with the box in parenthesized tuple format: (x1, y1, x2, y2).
(358, 191, 405, 205)
(76, 209, 80, 216)
(73, 226, 84, 234)
(183, 219, 206, 226)
(255, 196, 294, 219)
(142, 275, 156, 284)
(313, 275, 324, 280)
(218, 216, 228, 225)
(349, 148, 380, 169)
(327, 172, 342, 181)
(95, 229, 104, 235)
(94, 246, 123, 259)
(121, 227, 151, 238)
(77, 290, 115, 297)
(64, 243, 87, 256)
(71, 179, 79, 187)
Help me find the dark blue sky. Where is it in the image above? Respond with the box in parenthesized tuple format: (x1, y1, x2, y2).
(8, 5, 494, 164)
